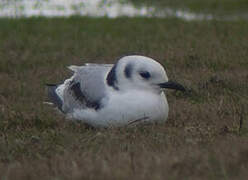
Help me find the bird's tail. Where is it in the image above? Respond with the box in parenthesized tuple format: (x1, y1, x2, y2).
(46, 84, 64, 112)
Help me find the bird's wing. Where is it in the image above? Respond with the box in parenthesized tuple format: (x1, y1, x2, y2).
(62, 64, 113, 112)
(84, 63, 113, 67)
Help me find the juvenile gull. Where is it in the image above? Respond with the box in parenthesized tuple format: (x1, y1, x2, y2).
(46, 55, 185, 128)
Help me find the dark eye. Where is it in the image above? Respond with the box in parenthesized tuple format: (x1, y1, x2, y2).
(139, 71, 151, 79)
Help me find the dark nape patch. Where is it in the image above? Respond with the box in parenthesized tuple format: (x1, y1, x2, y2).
(106, 63, 119, 90)
(124, 63, 133, 79)
(71, 82, 101, 110)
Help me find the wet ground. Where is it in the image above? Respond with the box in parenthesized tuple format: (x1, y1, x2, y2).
(0, 0, 247, 21)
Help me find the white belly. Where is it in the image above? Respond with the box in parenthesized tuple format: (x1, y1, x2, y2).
(71, 90, 168, 128)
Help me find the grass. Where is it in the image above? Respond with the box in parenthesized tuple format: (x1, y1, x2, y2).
(0, 17, 248, 179)
(126, 0, 248, 15)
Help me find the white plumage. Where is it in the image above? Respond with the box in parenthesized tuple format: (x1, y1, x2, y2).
(46, 55, 185, 128)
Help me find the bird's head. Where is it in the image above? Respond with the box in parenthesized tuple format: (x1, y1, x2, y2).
(106, 55, 185, 93)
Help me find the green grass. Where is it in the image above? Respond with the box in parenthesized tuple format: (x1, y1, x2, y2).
(126, 0, 248, 15)
(0, 17, 248, 179)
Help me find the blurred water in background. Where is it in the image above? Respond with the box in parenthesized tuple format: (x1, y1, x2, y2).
(0, 0, 246, 21)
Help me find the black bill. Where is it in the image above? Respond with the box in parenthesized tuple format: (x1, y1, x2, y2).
(158, 80, 186, 92)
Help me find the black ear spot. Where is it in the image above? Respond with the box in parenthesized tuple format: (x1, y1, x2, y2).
(124, 63, 133, 79)
(139, 71, 151, 79)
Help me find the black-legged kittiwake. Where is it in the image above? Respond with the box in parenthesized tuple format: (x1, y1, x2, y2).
(46, 55, 185, 127)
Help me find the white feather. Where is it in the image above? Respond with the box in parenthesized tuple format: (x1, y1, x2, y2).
(48, 55, 173, 128)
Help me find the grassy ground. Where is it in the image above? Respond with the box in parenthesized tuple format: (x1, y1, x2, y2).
(0, 17, 248, 179)
(126, 0, 248, 15)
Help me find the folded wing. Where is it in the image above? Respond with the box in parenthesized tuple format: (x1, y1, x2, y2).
(47, 63, 113, 113)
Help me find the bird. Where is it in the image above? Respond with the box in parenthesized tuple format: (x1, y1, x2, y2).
(46, 55, 185, 128)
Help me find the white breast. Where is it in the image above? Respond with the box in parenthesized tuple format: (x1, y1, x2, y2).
(70, 90, 168, 128)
